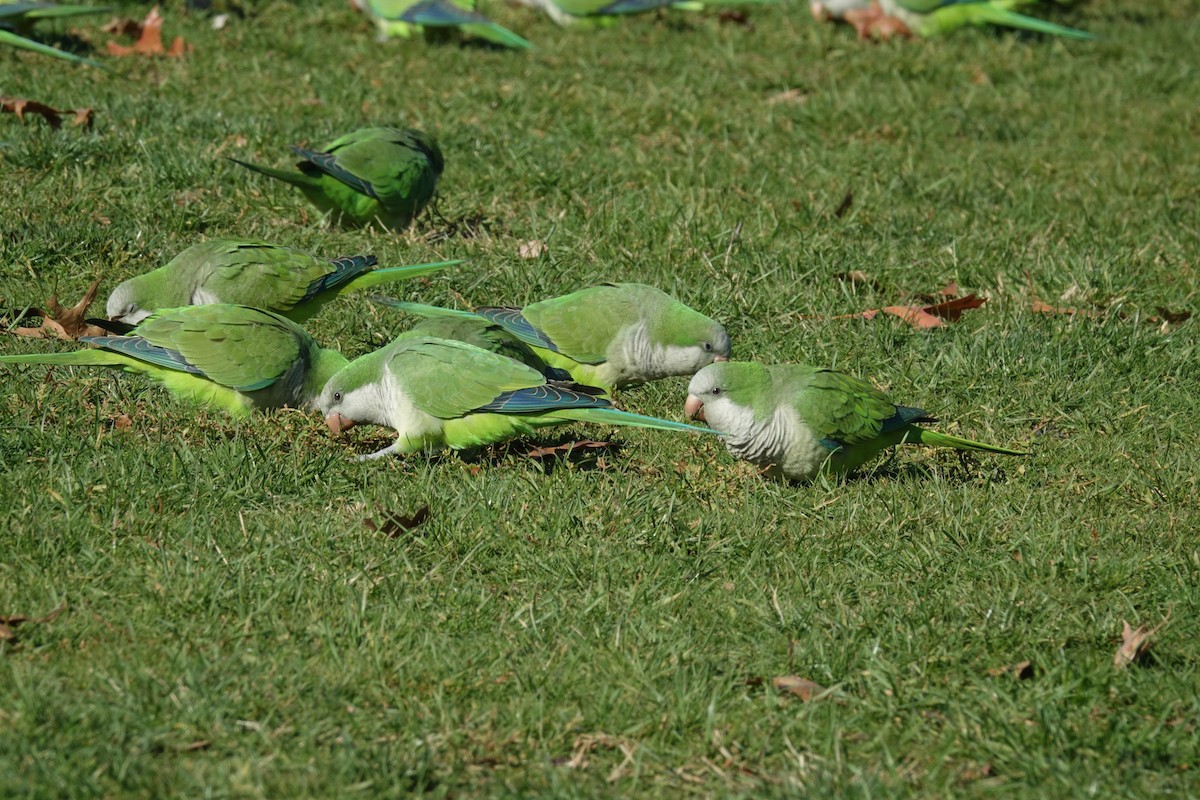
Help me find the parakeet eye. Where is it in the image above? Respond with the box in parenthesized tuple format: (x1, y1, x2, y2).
(711, 387, 722, 396)
(703, 342, 713, 352)
(333, 392, 343, 403)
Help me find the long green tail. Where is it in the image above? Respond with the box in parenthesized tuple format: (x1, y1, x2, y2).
(911, 428, 1028, 456)
(946, 4, 1093, 39)
(0, 349, 131, 368)
(461, 22, 533, 49)
(0, 28, 106, 68)
(560, 407, 718, 435)
(340, 260, 464, 295)
(369, 297, 480, 320)
(228, 158, 319, 189)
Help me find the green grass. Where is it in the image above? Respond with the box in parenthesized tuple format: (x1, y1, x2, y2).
(2, 0, 1198, 796)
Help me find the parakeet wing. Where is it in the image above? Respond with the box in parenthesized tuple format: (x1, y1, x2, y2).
(386, 337, 551, 419)
(135, 306, 306, 392)
(789, 369, 901, 446)
(473, 307, 561, 353)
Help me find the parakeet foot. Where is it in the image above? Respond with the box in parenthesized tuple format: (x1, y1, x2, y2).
(844, 1, 911, 39)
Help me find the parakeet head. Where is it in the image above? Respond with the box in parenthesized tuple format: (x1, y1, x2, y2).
(318, 350, 392, 435)
(685, 361, 772, 433)
(105, 278, 153, 324)
(405, 128, 445, 176)
(646, 302, 732, 378)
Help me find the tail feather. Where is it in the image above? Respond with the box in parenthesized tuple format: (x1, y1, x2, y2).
(369, 297, 479, 319)
(228, 157, 318, 189)
(911, 428, 1028, 456)
(970, 5, 1093, 38)
(560, 407, 718, 435)
(0, 349, 134, 368)
(0, 28, 107, 68)
(460, 22, 533, 49)
(339, 260, 463, 295)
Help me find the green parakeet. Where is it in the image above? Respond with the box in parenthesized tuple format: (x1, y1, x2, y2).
(231, 127, 445, 230)
(685, 361, 1027, 482)
(401, 312, 576, 383)
(372, 282, 731, 393)
(351, 0, 532, 48)
(883, 0, 1092, 38)
(1, 2, 109, 66)
(826, 0, 1092, 39)
(319, 334, 715, 460)
(105, 238, 460, 324)
(0, 305, 347, 418)
(510, 0, 772, 27)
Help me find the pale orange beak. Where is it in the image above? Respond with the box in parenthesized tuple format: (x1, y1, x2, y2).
(713, 355, 729, 362)
(810, 1, 830, 20)
(684, 394, 706, 421)
(325, 412, 356, 435)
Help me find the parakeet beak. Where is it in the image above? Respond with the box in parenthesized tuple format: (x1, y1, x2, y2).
(810, 1, 830, 21)
(684, 394, 706, 422)
(713, 355, 729, 362)
(325, 412, 356, 435)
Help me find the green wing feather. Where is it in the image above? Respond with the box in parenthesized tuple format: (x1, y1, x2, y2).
(518, 284, 646, 364)
(783, 366, 897, 446)
(387, 336, 545, 420)
(0, 26, 105, 67)
(135, 306, 306, 392)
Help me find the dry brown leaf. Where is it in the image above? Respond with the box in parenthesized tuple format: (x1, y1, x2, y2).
(1114, 617, 1168, 670)
(1, 600, 67, 645)
(5, 279, 108, 340)
(766, 88, 808, 105)
(832, 188, 854, 218)
(1, 98, 94, 130)
(106, 6, 189, 58)
(525, 439, 612, 459)
(717, 9, 753, 28)
(362, 505, 431, 538)
(771, 675, 830, 701)
(112, 414, 133, 431)
(986, 660, 1033, 680)
(518, 240, 546, 259)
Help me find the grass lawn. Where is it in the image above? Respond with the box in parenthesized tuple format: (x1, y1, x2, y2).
(2, 0, 1198, 795)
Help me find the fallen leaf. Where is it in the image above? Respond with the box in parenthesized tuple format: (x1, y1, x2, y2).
(771, 675, 830, 701)
(986, 660, 1033, 680)
(832, 188, 853, 218)
(525, 439, 612, 459)
(1114, 617, 1168, 670)
(112, 414, 133, 431)
(1, 98, 94, 130)
(4, 278, 107, 340)
(879, 294, 987, 328)
(1, 600, 66, 645)
(362, 505, 431, 538)
(766, 88, 808, 105)
(1153, 307, 1191, 325)
(106, 6, 189, 58)
(717, 9, 753, 28)
(518, 240, 546, 259)
(101, 16, 143, 36)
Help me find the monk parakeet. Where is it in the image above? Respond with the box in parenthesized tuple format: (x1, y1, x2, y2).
(825, 0, 1092, 39)
(372, 283, 731, 393)
(685, 361, 1027, 482)
(231, 127, 445, 230)
(104, 238, 459, 325)
(1, 2, 109, 66)
(319, 334, 714, 460)
(402, 313, 575, 383)
(510, 0, 772, 27)
(0, 305, 347, 418)
(351, 0, 532, 49)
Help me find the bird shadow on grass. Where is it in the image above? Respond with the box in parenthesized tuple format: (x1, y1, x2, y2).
(471, 434, 624, 476)
(828, 452, 1025, 487)
(423, 201, 503, 243)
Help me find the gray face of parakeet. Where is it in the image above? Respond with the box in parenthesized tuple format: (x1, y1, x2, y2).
(105, 282, 152, 324)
